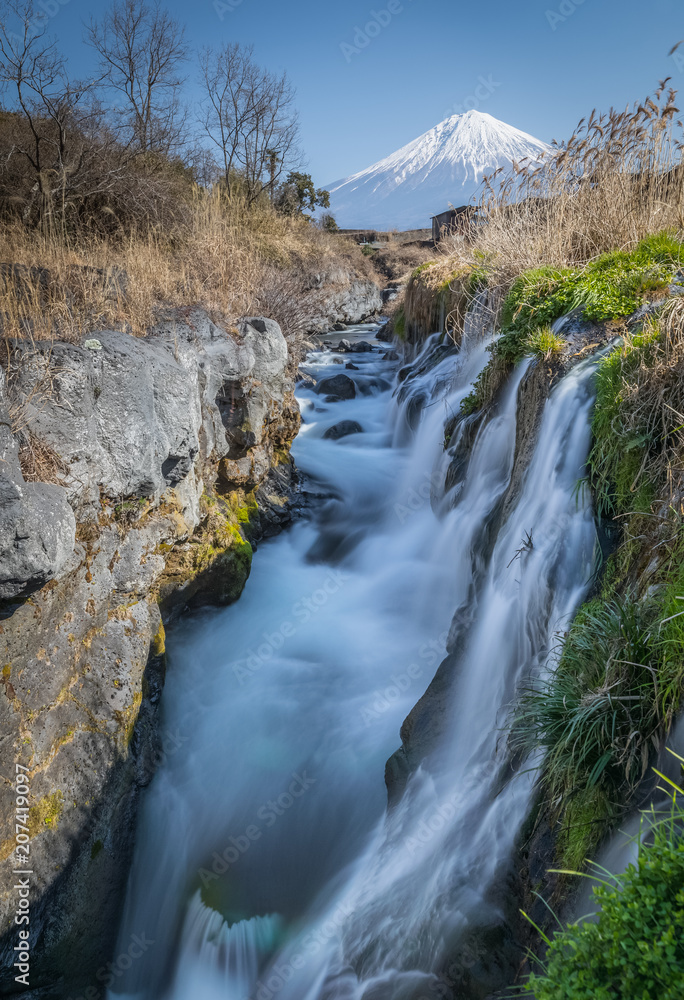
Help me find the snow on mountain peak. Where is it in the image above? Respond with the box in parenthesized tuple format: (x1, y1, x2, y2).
(326, 111, 549, 231)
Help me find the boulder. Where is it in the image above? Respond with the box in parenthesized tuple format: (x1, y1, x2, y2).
(323, 420, 363, 440)
(346, 362, 360, 370)
(315, 374, 356, 401)
(355, 340, 375, 352)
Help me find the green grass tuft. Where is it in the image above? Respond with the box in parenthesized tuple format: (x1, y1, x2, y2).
(511, 579, 684, 866)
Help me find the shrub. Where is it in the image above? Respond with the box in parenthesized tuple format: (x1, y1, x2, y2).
(522, 758, 684, 1000)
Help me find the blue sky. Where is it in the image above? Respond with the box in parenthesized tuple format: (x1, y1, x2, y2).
(21, 0, 684, 185)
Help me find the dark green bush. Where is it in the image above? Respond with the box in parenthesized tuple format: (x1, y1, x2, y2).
(523, 767, 684, 1000)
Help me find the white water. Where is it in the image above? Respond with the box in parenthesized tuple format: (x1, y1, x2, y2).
(111, 319, 599, 1000)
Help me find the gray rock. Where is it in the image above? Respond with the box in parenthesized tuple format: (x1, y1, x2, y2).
(0, 372, 76, 600)
(355, 340, 375, 352)
(305, 269, 383, 333)
(6, 311, 291, 518)
(334, 339, 353, 353)
(345, 362, 360, 370)
(315, 374, 356, 401)
(323, 420, 363, 440)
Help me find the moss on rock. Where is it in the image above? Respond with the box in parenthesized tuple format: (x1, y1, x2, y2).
(29, 792, 64, 836)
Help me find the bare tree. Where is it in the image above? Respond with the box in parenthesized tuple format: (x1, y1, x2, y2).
(199, 42, 300, 204)
(86, 0, 188, 157)
(0, 1, 114, 228)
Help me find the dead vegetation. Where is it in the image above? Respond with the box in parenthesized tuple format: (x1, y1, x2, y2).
(449, 82, 684, 285)
(0, 189, 377, 347)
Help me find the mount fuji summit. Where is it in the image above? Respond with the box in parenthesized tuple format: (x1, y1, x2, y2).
(326, 110, 549, 231)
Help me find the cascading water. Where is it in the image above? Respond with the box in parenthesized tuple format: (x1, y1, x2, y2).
(110, 315, 600, 1000)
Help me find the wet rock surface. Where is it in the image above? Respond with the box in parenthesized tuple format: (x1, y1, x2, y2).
(323, 420, 364, 440)
(315, 373, 357, 401)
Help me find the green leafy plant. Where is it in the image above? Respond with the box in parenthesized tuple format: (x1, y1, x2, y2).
(522, 755, 684, 1000)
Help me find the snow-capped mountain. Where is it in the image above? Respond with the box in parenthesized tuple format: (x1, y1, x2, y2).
(326, 110, 549, 231)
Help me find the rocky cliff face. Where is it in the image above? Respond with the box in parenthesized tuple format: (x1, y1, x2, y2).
(0, 311, 299, 997)
(305, 267, 383, 332)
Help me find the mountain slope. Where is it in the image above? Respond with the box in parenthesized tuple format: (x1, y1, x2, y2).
(326, 110, 549, 231)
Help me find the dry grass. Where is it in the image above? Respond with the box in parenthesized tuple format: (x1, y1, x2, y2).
(618, 298, 684, 503)
(369, 240, 435, 282)
(17, 431, 67, 484)
(0, 187, 376, 348)
(443, 84, 684, 291)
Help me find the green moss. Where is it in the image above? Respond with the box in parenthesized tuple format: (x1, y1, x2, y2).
(232, 489, 259, 526)
(90, 839, 103, 860)
(588, 324, 661, 518)
(410, 261, 438, 279)
(151, 620, 166, 658)
(29, 792, 64, 835)
(555, 784, 620, 870)
(502, 232, 683, 344)
(462, 233, 682, 420)
(124, 690, 143, 745)
(393, 307, 406, 341)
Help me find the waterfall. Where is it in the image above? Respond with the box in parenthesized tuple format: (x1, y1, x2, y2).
(167, 895, 282, 1000)
(109, 320, 599, 1000)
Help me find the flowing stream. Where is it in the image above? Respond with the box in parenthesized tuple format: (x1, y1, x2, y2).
(112, 317, 600, 1000)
